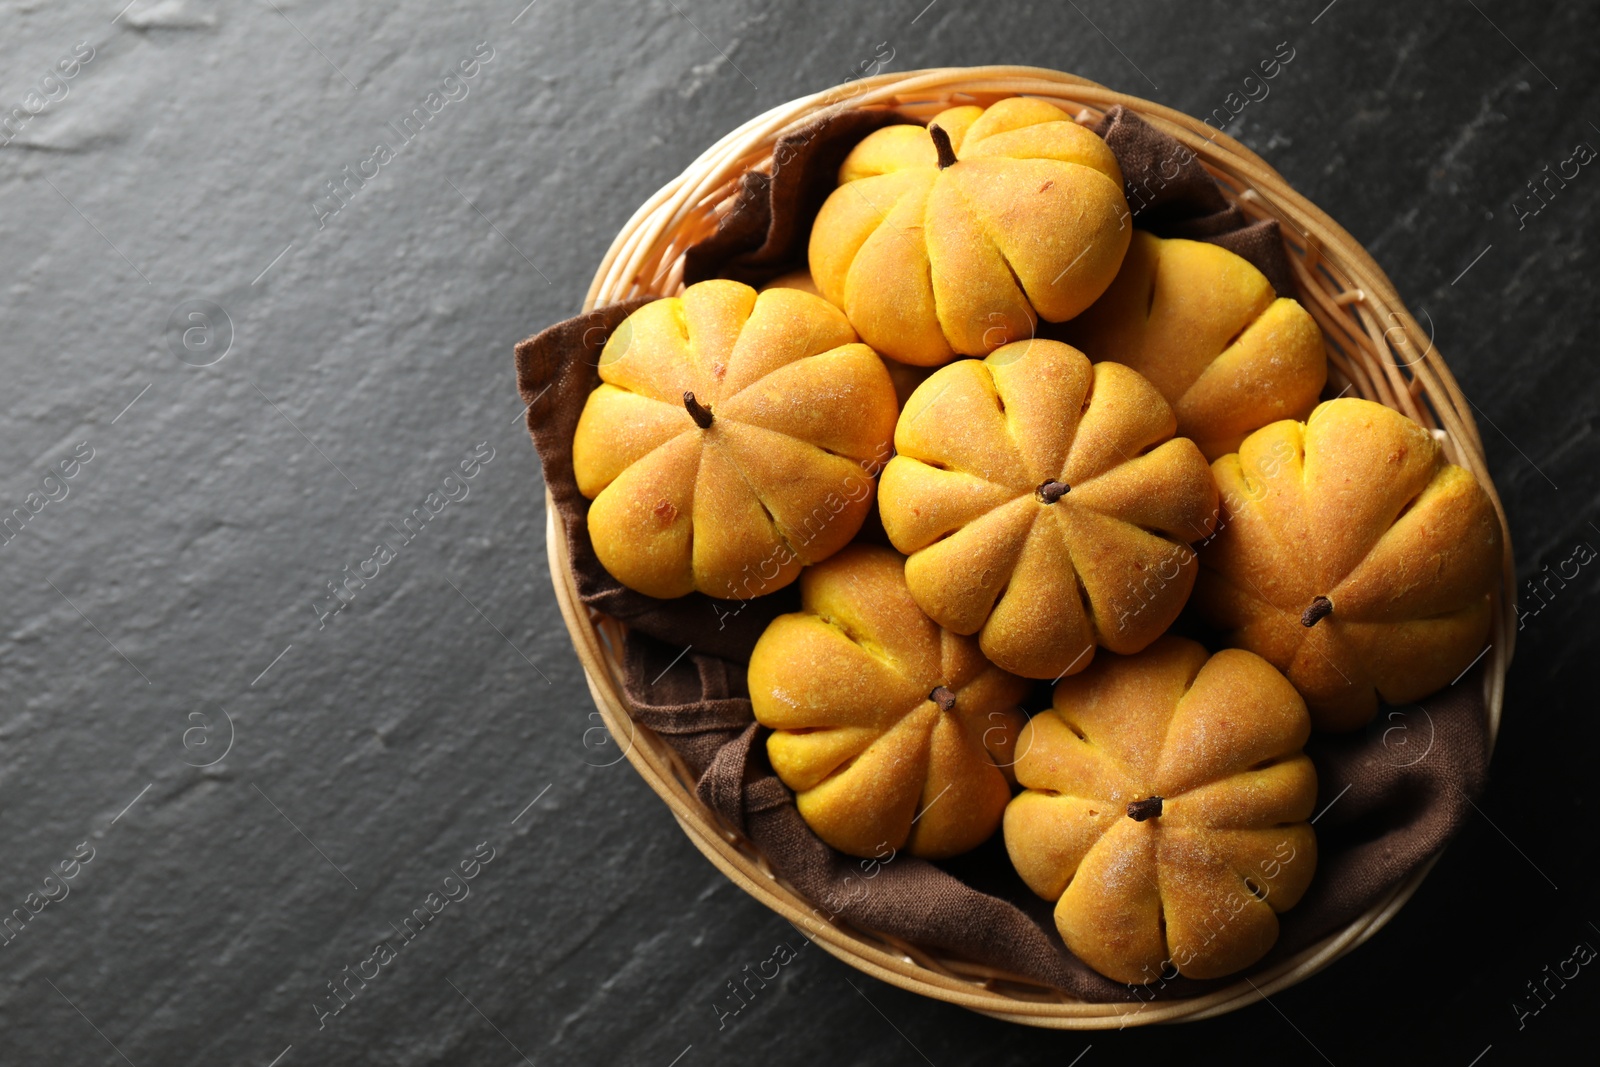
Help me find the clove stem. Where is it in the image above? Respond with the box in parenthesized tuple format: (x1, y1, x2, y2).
(683, 391, 714, 429)
(1126, 796, 1164, 822)
(1036, 480, 1071, 504)
(1301, 595, 1333, 628)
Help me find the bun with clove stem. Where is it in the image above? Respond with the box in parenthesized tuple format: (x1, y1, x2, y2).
(1005, 636, 1318, 983)
(809, 98, 1130, 367)
(1193, 398, 1502, 730)
(573, 280, 898, 600)
(749, 545, 1030, 858)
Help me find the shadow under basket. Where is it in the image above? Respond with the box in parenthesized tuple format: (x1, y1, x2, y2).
(545, 65, 1517, 1028)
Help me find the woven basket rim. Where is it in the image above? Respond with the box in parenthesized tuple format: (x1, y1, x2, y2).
(550, 64, 1516, 1028)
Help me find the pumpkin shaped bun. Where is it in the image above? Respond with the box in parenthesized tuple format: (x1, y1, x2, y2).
(878, 338, 1218, 681)
(1194, 398, 1502, 731)
(748, 545, 1029, 859)
(1061, 232, 1327, 460)
(572, 279, 898, 600)
(1005, 636, 1318, 984)
(809, 98, 1130, 367)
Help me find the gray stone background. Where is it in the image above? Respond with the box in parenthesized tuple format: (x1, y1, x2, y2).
(1, 0, 1595, 1063)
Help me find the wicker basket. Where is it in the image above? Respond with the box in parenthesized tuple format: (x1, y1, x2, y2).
(546, 65, 1516, 1028)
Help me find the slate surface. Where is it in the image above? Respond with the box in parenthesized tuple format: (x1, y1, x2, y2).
(1, 1, 1596, 1064)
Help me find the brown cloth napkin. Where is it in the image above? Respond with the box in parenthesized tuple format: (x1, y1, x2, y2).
(683, 107, 911, 287)
(1090, 105, 1299, 298)
(515, 105, 1492, 1001)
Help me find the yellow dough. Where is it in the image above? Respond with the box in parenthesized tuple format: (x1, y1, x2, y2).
(1062, 232, 1327, 460)
(1005, 636, 1318, 983)
(761, 268, 931, 408)
(878, 338, 1218, 680)
(573, 279, 898, 599)
(1194, 398, 1502, 731)
(748, 545, 1029, 859)
(809, 98, 1130, 366)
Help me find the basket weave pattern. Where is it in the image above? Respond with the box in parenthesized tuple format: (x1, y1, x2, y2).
(548, 66, 1515, 1028)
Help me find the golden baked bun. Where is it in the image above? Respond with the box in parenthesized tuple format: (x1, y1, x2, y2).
(1005, 636, 1318, 983)
(758, 268, 822, 297)
(572, 279, 898, 599)
(761, 268, 932, 408)
(878, 338, 1218, 680)
(748, 544, 1029, 859)
(809, 98, 1130, 367)
(1061, 232, 1327, 460)
(1194, 398, 1502, 731)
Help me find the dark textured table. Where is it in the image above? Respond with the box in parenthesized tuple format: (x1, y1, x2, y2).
(2, 1, 1596, 1063)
